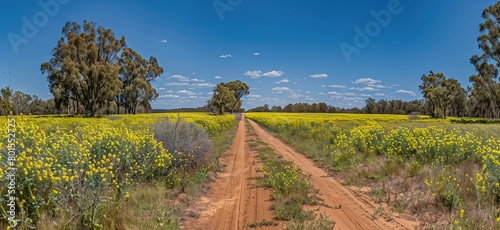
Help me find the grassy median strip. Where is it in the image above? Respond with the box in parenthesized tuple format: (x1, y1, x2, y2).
(246, 121, 335, 229)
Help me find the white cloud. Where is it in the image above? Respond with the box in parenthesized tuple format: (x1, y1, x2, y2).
(396, 90, 417, 97)
(164, 82, 189, 86)
(192, 83, 216, 88)
(170, 75, 189, 82)
(263, 70, 285, 78)
(275, 78, 290, 84)
(328, 92, 360, 97)
(318, 92, 325, 95)
(158, 87, 166, 91)
(360, 94, 372, 97)
(248, 95, 262, 98)
(353, 87, 380, 92)
(328, 84, 347, 88)
(374, 93, 385, 97)
(345, 97, 363, 101)
(244, 70, 263, 79)
(289, 93, 303, 99)
(371, 84, 388, 89)
(190, 78, 205, 82)
(271, 87, 291, 93)
(304, 96, 315, 101)
(310, 74, 328, 79)
(177, 90, 196, 96)
(159, 94, 179, 98)
(219, 54, 233, 58)
(159, 39, 168, 43)
(321, 85, 326, 88)
(214, 76, 223, 79)
(272, 87, 290, 91)
(254, 52, 260, 56)
(352, 78, 381, 85)
(260, 97, 283, 103)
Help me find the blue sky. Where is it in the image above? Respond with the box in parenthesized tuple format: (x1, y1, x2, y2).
(0, 0, 496, 109)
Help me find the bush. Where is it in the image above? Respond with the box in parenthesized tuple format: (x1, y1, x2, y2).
(153, 117, 213, 167)
(408, 112, 420, 121)
(450, 118, 500, 124)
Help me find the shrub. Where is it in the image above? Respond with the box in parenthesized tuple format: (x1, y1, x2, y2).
(153, 117, 213, 167)
(408, 112, 420, 121)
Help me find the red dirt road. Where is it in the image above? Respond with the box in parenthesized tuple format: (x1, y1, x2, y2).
(181, 115, 280, 230)
(182, 116, 418, 229)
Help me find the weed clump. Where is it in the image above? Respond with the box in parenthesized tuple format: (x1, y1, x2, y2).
(153, 116, 213, 167)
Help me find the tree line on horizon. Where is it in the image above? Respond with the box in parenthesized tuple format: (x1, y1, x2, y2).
(247, 100, 424, 115)
(0, 87, 59, 116)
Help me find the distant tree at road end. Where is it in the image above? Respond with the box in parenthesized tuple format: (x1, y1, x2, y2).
(207, 80, 249, 114)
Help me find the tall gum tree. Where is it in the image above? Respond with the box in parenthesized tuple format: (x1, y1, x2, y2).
(40, 21, 161, 116)
(117, 48, 163, 114)
(470, 2, 500, 118)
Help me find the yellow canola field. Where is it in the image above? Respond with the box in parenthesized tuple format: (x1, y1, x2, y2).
(0, 113, 235, 226)
(245, 112, 500, 206)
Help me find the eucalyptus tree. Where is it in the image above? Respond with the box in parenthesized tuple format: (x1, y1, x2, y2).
(12, 91, 32, 115)
(469, 2, 500, 118)
(41, 21, 124, 116)
(208, 80, 249, 114)
(419, 71, 442, 118)
(117, 48, 163, 114)
(0, 86, 12, 117)
(419, 71, 465, 119)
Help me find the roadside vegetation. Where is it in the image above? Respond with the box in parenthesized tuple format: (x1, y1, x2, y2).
(246, 112, 500, 229)
(0, 113, 237, 229)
